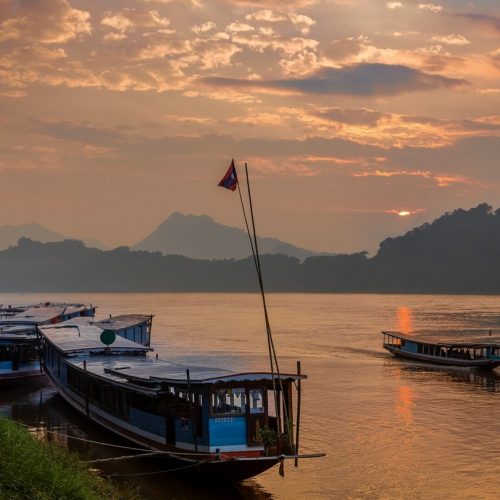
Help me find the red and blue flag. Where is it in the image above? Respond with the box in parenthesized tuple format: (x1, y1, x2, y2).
(218, 160, 238, 191)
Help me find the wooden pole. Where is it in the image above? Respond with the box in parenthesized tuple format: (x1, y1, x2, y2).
(83, 360, 89, 417)
(186, 369, 198, 453)
(295, 360, 302, 467)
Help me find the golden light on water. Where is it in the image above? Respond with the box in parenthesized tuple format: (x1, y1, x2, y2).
(397, 306, 413, 334)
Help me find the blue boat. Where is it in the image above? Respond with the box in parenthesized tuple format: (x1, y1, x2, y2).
(39, 319, 323, 480)
(382, 331, 500, 368)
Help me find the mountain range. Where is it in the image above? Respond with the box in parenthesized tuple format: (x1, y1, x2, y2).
(1, 203, 500, 293)
(1, 213, 319, 260)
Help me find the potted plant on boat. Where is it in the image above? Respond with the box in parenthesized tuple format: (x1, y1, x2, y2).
(257, 426, 279, 456)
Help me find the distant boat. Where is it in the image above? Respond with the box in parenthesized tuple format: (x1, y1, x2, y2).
(382, 331, 500, 368)
(0, 303, 96, 386)
(39, 318, 323, 480)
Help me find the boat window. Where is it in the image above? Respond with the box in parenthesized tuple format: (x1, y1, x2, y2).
(211, 387, 246, 415)
(417, 344, 422, 354)
(249, 388, 265, 414)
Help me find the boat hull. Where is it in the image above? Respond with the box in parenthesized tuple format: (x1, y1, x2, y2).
(384, 345, 500, 368)
(44, 368, 280, 480)
(0, 370, 46, 387)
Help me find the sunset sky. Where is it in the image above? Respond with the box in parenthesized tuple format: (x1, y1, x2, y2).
(1, 0, 499, 253)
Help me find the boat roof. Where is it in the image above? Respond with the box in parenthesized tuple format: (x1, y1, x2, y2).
(382, 330, 500, 348)
(66, 355, 306, 387)
(0, 306, 65, 325)
(95, 314, 152, 330)
(39, 321, 151, 355)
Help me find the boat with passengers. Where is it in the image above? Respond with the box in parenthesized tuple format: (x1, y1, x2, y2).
(39, 318, 322, 480)
(0, 303, 96, 386)
(382, 331, 500, 368)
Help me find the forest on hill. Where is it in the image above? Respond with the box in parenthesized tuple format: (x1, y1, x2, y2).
(1, 204, 499, 294)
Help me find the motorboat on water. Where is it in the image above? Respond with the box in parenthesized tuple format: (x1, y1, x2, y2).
(39, 318, 323, 480)
(382, 331, 500, 368)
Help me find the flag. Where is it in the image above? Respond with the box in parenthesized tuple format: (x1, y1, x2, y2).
(218, 160, 238, 191)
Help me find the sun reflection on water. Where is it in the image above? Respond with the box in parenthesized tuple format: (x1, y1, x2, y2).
(397, 306, 413, 334)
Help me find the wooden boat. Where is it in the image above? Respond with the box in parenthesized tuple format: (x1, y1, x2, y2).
(39, 319, 323, 480)
(0, 303, 96, 386)
(382, 331, 500, 368)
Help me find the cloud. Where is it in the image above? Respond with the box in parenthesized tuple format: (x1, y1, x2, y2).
(386, 2, 403, 9)
(455, 13, 500, 33)
(101, 8, 170, 33)
(288, 14, 316, 35)
(418, 3, 442, 13)
(226, 22, 255, 33)
(313, 107, 388, 127)
(200, 63, 467, 96)
(431, 34, 469, 46)
(245, 10, 286, 23)
(191, 21, 216, 34)
(0, 0, 91, 44)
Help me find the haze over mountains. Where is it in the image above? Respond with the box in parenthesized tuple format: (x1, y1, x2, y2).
(1, 213, 319, 260)
(1, 204, 500, 294)
(133, 212, 317, 260)
(0, 223, 106, 251)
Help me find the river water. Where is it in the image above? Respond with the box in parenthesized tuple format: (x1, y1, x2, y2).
(1, 293, 499, 499)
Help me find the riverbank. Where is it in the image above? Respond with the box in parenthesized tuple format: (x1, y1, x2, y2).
(0, 415, 135, 500)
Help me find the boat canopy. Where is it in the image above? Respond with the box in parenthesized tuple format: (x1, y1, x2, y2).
(382, 331, 500, 349)
(62, 354, 306, 387)
(95, 314, 153, 331)
(0, 306, 65, 325)
(39, 322, 151, 355)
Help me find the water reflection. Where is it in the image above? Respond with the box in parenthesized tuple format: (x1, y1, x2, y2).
(395, 386, 414, 425)
(398, 362, 500, 394)
(396, 306, 413, 334)
(0, 380, 273, 500)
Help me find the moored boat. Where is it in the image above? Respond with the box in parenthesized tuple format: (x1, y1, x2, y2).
(0, 303, 95, 386)
(39, 320, 323, 480)
(382, 331, 500, 368)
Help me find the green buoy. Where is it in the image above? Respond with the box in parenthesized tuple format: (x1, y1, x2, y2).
(100, 329, 116, 346)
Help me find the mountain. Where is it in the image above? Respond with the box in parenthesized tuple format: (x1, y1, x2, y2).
(133, 212, 317, 260)
(2, 204, 500, 293)
(0, 223, 66, 250)
(0, 223, 107, 251)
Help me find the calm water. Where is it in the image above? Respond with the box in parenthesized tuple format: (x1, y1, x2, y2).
(1, 293, 500, 499)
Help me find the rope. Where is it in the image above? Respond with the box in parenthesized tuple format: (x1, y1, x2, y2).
(102, 460, 209, 478)
(14, 421, 216, 457)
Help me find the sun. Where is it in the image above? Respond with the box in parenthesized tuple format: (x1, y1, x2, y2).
(398, 211, 411, 217)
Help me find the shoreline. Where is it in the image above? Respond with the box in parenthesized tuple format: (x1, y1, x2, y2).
(0, 415, 136, 500)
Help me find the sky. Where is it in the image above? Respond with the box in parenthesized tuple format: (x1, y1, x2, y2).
(1, 0, 499, 254)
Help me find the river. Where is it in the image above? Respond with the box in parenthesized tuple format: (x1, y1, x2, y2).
(1, 293, 499, 499)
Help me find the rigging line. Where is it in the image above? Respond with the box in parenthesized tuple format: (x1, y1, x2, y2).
(103, 460, 209, 478)
(243, 163, 280, 427)
(237, 182, 260, 279)
(244, 163, 290, 435)
(15, 421, 213, 456)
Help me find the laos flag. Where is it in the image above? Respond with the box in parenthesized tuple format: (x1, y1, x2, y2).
(218, 160, 238, 191)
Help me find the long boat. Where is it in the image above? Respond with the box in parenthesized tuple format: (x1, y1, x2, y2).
(0, 303, 96, 386)
(382, 331, 500, 368)
(39, 319, 322, 480)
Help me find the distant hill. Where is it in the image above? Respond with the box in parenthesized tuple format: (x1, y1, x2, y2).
(0, 223, 107, 251)
(2, 204, 500, 293)
(0, 223, 66, 250)
(133, 212, 317, 260)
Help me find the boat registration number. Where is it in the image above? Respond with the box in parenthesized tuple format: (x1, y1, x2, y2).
(213, 417, 235, 423)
